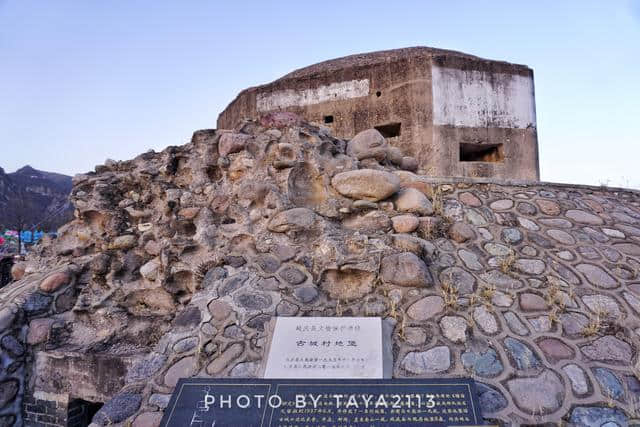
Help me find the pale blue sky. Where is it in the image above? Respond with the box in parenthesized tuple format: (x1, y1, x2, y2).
(1, 1, 639, 187)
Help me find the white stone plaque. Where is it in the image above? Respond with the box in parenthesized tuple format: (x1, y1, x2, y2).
(263, 317, 384, 379)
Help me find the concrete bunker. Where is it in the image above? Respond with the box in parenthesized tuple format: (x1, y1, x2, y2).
(24, 352, 137, 426)
(218, 46, 540, 181)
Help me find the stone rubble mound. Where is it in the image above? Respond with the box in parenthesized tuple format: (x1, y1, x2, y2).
(1, 112, 640, 425)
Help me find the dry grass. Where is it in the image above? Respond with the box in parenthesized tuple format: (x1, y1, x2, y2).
(440, 276, 459, 310)
(398, 312, 407, 341)
(582, 309, 606, 337)
(545, 281, 566, 310)
(499, 249, 517, 274)
(466, 316, 476, 330)
(388, 298, 399, 319)
(468, 293, 479, 307)
(548, 306, 561, 325)
(431, 185, 444, 217)
(335, 299, 345, 317)
(480, 283, 496, 301)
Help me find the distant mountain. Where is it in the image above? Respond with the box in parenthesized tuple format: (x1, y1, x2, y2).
(0, 165, 73, 231)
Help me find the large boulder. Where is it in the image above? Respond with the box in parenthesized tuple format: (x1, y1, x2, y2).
(346, 129, 388, 161)
(219, 132, 251, 157)
(331, 169, 400, 202)
(394, 188, 433, 215)
(267, 208, 318, 233)
(380, 252, 432, 287)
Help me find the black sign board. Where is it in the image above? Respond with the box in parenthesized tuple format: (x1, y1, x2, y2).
(160, 378, 484, 426)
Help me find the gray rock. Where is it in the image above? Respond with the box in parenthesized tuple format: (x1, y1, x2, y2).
(267, 208, 317, 233)
(505, 369, 563, 414)
(219, 132, 250, 156)
(206, 343, 244, 375)
(0, 379, 19, 409)
(465, 209, 489, 226)
(539, 218, 573, 228)
(516, 202, 537, 215)
(0, 307, 16, 332)
(578, 246, 602, 262)
(439, 316, 467, 343)
(401, 346, 450, 374)
(501, 227, 522, 244)
(439, 267, 475, 294)
(480, 270, 522, 290)
(461, 348, 503, 377)
(473, 306, 498, 334)
(234, 293, 272, 310)
(278, 266, 307, 285)
(331, 169, 400, 202)
(489, 199, 513, 210)
(528, 315, 552, 332)
(404, 327, 427, 346)
(582, 294, 621, 317)
(566, 209, 604, 225)
(246, 314, 270, 331)
(569, 407, 627, 427)
(381, 252, 432, 287)
(230, 361, 261, 378)
(527, 231, 554, 248)
(517, 216, 539, 231)
(514, 259, 545, 275)
(346, 129, 388, 161)
(546, 229, 575, 244)
(458, 249, 482, 271)
(93, 392, 142, 425)
(560, 312, 590, 337)
(149, 393, 171, 409)
(174, 337, 199, 352)
(126, 353, 167, 382)
(407, 295, 444, 321)
(448, 222, 476, 243)
(394, 188, 434, 216)
(0, 335, 24, 357)
(581, 335, 632, 364)
(223, 325, 245, 339)
(343, 211, 392, 233)
(219, 272, 249, 296)
(476, 382, 508, 414)
(484, 243, 511, 257)
(503, 337, 540, 369)
(562, 363, 590, 395)
(22, 292, 53, 316)
(276, 300, 299, 316)
(294, 286, 318, 303)
(593, 367, 623, 400)
(255, 254, 281, 273)
(202, 267, 227, 288)
(576, 263, 617, 289)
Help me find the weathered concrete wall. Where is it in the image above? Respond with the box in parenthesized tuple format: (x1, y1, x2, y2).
(431, 66, 536, 129)
(256, 79, 370, 112)
(217, 47, 540, 181)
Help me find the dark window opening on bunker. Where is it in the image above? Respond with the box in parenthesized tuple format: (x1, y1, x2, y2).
(323, 115, 334, 124)
(374, 122, 401, 138)
(67, 399, 103, 427)
(459, 143, 504, 162)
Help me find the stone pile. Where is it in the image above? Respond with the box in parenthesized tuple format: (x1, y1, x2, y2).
(1, 112, 640, 425)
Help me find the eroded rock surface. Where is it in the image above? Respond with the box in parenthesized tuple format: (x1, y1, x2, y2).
(1, 114, 640, 425)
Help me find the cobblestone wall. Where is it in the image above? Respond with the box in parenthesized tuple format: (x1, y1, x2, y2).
(0, 114, 639, 425)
